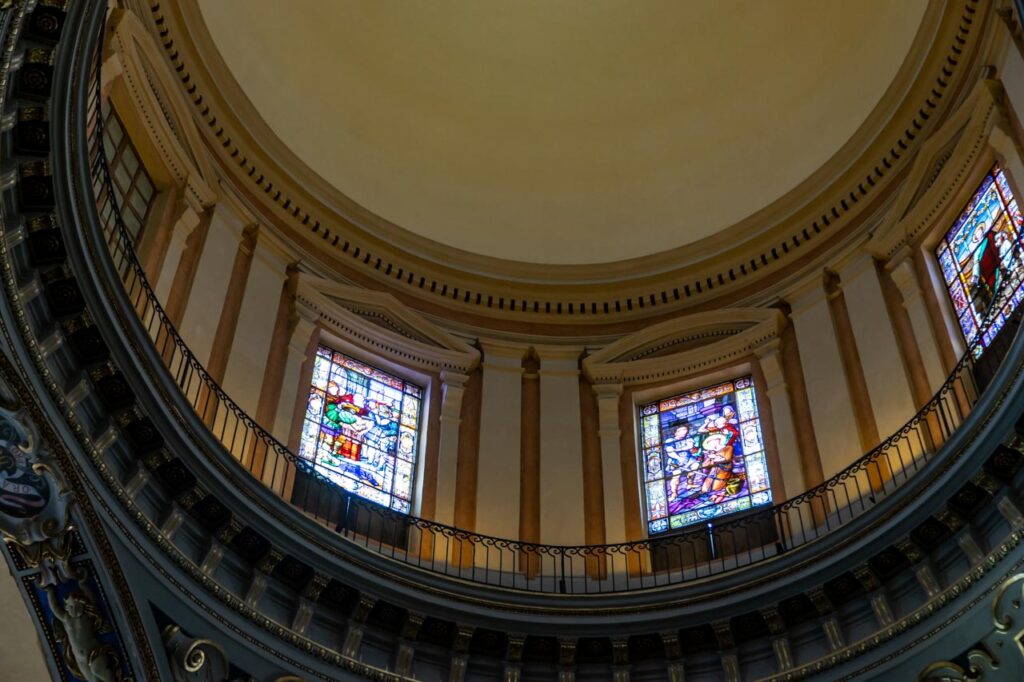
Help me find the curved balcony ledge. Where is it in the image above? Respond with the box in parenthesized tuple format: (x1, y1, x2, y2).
(5, 1, 1024, 679)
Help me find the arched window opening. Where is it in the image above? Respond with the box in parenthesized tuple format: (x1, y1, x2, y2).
(639, 376, 771, 536)
(100, 104, 156, 242)
(935, 164, 1024, 353)
(298, 345, 423, 513)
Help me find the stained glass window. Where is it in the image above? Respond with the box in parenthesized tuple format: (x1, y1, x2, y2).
(936, 164, 1024, 353)
(638, 376, 772, 536)
(298, 345, 423, 513)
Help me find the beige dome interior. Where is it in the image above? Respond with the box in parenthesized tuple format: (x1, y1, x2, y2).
(197, 0, 929, 265)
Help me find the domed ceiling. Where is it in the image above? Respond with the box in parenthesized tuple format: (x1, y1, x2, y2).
(197, 0, 928, 265)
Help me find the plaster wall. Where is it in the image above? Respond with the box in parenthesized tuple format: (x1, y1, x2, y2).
(0, 565, 51, 680)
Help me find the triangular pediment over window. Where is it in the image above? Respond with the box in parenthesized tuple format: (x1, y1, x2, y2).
(296, 276, 480, 375)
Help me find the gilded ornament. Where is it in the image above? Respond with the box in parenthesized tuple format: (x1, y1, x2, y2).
(46, 582, 125, 682)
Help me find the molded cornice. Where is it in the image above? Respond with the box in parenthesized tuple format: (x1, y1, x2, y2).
(139, 0, 988, 333)
(582, 308, 783, 385)
(869, 78, 1006, 259)
(105, 8, 216, 210)
(295, 274, 481, 375)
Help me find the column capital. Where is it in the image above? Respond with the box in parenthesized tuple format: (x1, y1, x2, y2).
(250, 223, 298, 274)
(440, 371, 469, 422)
(832, 248, 876, 282)
(887, 251, 924, 305)
(535, 344, 582, 375)
(753, 339, 785, 392)
(593, 382, 623, 434)
(171, 199, 202, 238)
(439, 370, 470, 388)
(783, 274, 828, 316)
(479, 339, 527, 372)
(287, 305, 319, 355)
(238, 222, 259, 255)
(592, 382, 623, 400)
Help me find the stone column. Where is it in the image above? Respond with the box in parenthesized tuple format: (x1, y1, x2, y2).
(433, 370, 469, 526)
(917, 249, 964, 367)
(160, 205, 211, 330)
(753, 340, 803, 495)
(876, 256, 936, 409)
(256, 267, 304, 440)
(137, 183, 180, 283)
(453, 368, 483, 528)
(777, 310, 825, 490)
(594, 382, 626, 544)
(756, 337, 824, 536)
(274, 305, 319, 448)
(889, 254, 954, 390)
(198, 222, 258, 432)
(152, 198, 200, 303)
(255, 302, 317, 496)
(578, 374, 605, 551)
(520, 353, 541, 551)
(824, 269, 880, 454)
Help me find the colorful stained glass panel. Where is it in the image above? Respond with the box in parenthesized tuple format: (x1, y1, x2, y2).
(638, 376, 772, 535)
(299, 345, 423, 511)
(935, 165, 1024, 354)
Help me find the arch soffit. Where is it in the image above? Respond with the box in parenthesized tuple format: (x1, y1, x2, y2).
(105, 8, 217, 210)
(295, 274, 481, 376)
(583, 308, 784, 386)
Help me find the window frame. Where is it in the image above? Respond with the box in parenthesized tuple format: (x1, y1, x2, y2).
(100, 104, 157, 243)
(296, 340, 430, 515)
(635, 372, 774, 537)
(932, 163, 1024, 355)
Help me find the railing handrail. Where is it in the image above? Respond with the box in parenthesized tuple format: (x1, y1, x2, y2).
(76, 16, 1021, 578)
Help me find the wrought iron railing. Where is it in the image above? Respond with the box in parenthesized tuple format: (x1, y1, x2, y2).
(76, 18, 1022, 594)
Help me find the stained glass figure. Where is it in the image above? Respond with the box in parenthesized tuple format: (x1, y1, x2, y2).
(638, 377, 771, 535)
(936, 164, 1024, 353)
(298, 346, 422, 512)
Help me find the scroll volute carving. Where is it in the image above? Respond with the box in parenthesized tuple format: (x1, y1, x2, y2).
(916, 573, 1024, 681)
(162, 625, 230, 682)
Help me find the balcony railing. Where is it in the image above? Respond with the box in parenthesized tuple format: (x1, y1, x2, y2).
(76, 18, 1022, 595)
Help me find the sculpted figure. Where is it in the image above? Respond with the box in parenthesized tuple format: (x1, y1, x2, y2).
(0, 407, 74, 585)
(45, 584, 122, 682)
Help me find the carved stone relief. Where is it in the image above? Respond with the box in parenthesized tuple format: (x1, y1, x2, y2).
(918, 573, 1024, 680)
(0, 387, 74, 586)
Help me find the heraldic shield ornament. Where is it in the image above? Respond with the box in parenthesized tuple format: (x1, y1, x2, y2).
(0, 376, 74, 586)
